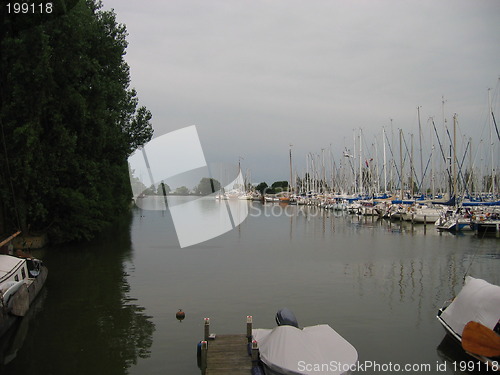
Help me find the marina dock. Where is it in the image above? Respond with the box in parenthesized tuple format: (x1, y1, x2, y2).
(199, 317, 259, 375)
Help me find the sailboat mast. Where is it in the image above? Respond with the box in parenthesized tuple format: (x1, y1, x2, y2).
(305, 154, 308, 193)
(359, 129, 363, 196)
(399, 129, 404, 200)
(442, 96, 447, 194)
(469, 137, 473, 196)
(353, 130, 357, 195)
(431, 120, 435, 198)
(410, 133, 414, 197)
(375, 140, 380, 194)
(488, 88, 496, 196)
(322, 148, 326, 193)
(383, 127, 387, 193)
(417, 106, 424, 195)
(390, 119, 394, 194)
(453, 114, 457, 200)
(289, 144, 293, 194)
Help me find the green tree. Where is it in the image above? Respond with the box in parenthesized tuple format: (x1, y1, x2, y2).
(174, 186, 190, 195)
(194, 178, 221, 195)
(0, 0, 153, 242)
(255, 182, 268, 194)
(271, 181, 289, 193)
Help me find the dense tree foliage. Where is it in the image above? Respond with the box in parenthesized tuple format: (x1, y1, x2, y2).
(271, 181, 289, 193)
(173, 186, 190, 196)
(194, 177, 222, 195)
(0, 0, 153, 243)
(255, 182, 268, 194)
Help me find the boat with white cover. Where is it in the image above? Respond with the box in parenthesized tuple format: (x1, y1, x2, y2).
(252, 308, 358, 375)
(436, 276, 500, 369)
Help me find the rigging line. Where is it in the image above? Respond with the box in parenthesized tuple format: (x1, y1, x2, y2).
(492, 111, 500, 142)
(401, 132, 422, 190)
(383, 128, 401, 182)
(360, 129, 374, 160)
(0, 116, 22, 231)
(343, 148, 356, 177)
(416, 148, 433, 193)
(457, 141, 472, 198)
(444, 122, 462, 169)
(444, 121, 472, 198)
(431, 118, 452, 182)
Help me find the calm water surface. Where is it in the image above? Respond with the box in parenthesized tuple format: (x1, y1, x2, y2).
(1, 199, 499, 375)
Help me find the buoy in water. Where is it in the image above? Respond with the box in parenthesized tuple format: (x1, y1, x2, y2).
(176, 309, 185, 322)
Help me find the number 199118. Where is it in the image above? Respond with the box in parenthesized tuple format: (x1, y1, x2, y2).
(453, 360, 499, 372)
(6, 2, 53, 14)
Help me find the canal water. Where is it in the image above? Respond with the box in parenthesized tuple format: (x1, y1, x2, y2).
(1, 199, 499, 375)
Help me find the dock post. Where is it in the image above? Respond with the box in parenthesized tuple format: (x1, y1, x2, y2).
(251, 340, 259, 367)
(204, 318, 210, 341)
(423, 215, 427, 233)
(201, 340, 208, 374)
(246, 315, 253, 343)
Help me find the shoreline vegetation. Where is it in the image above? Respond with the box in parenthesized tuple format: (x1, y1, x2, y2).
(0, 0, 153, 244)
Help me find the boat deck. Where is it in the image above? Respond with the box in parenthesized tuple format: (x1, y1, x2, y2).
(205, 334, 252, 374)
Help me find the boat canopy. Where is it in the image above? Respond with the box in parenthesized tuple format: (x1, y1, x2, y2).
(431, 196, 456, 206)
(0, 255, 25, 284)
(390, 200, 416, 205)
(440, 276, 500, 337)
(462, 200, 500, 207)
(253, 324, 358, 375)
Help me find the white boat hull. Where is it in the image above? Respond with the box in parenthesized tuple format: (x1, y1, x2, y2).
(0, 255, 48, 338)
(253, 324, 357, 375)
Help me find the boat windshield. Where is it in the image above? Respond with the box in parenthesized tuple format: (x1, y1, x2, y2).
(26, 259, 42, 277)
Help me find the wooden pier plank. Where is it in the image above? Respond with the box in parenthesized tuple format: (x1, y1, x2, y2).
(205, 334, 252, 374)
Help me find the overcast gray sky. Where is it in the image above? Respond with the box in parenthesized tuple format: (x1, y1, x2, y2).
(104, 0, 499, 184)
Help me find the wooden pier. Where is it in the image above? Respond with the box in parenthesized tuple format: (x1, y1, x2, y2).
(203, 334, 251, 374)
(199, 316, 260, 375)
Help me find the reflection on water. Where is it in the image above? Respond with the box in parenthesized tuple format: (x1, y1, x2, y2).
(1, 213, 155, 375)
(135, 195, 249, 247)
(2, 201, 498, 375)
(0, 289, 47, 366)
